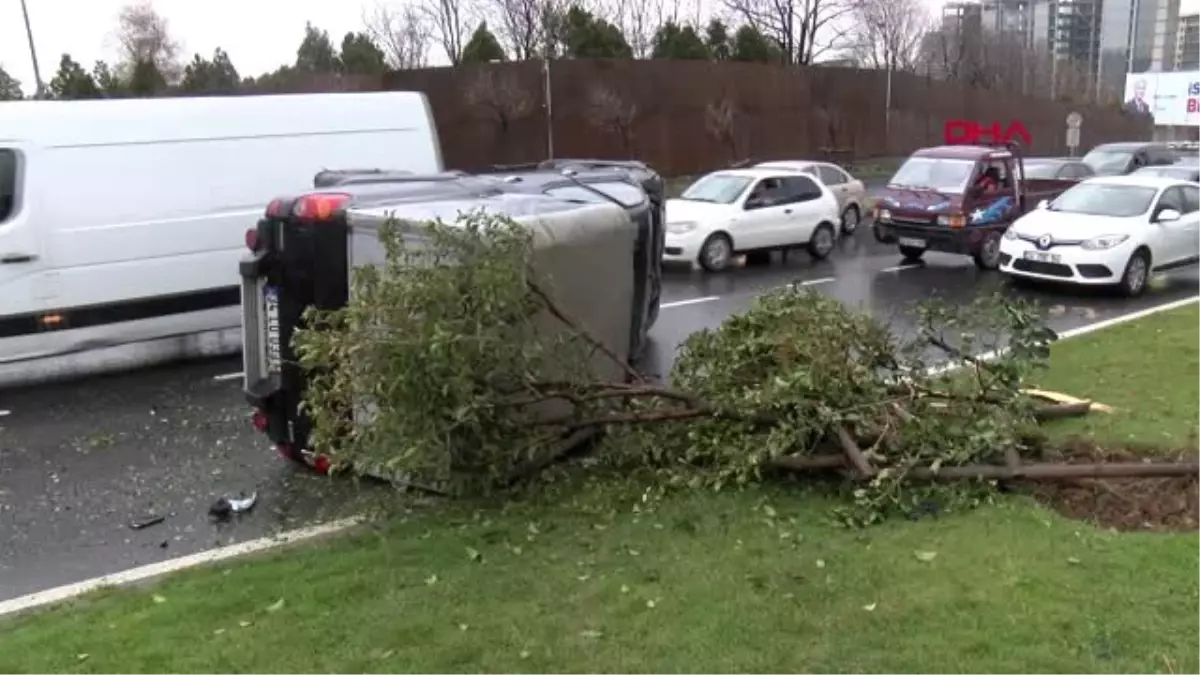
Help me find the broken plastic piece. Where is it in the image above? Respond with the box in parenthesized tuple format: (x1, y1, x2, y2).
(129, 515, 165, 530)
(1022, 388, 1114, 414)
(208, 492, 258, 521)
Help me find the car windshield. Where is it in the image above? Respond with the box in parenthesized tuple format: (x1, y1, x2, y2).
(1081, 149, 1133, 175)
(888, 158, 975, 193)
(679, 173, 753, 204)
(1022, 162, 1062, 179)
(1047, 183, 1157, 217)
(1133, 166, 1198, 181)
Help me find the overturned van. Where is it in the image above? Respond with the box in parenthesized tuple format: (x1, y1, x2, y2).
(240, 172, 646, 472)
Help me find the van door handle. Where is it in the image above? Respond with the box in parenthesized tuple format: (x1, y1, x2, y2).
(784, 208, 793, 214)
(0, 254, 37, 264)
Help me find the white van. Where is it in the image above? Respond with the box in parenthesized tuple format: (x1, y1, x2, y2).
(0, 92, 443, 386)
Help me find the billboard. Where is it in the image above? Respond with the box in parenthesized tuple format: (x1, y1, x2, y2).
(1123, 71, 1200, 127)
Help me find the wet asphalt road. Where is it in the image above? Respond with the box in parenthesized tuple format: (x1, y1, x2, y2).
(1, 227, 1197, 602)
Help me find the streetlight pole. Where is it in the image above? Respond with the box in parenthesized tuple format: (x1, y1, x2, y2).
(19, 0, 46, 98)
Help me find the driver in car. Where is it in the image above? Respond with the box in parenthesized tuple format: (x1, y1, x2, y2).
(748, 178, 782, 206)
(973, 167, 1001, 196)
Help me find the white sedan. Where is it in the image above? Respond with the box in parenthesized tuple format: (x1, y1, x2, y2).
(998, 175, 1200, 296)
(663, 169, 841, 272)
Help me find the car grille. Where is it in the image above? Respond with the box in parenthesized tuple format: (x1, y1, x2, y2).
(1012, 259, 1073, 277)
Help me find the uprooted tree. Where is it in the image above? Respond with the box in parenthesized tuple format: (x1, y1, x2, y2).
(294, 212, 1196, 525)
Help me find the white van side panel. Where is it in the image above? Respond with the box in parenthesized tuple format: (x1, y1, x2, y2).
(0, 92, 443, 385)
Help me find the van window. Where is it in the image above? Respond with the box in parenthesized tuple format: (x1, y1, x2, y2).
(0, 149, 17, 223)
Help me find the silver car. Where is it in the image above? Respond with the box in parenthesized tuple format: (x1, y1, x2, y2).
(755, 160, 867, 235)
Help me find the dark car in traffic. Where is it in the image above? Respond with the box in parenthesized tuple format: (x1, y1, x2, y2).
(1021, 157, 1094, 180)
(1081, 142, 1177, 176)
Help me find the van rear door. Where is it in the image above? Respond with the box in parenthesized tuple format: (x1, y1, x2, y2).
(0, 143, 51, 353)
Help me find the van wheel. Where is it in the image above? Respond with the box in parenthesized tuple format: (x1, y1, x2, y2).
(1116, 249, 1151, 297)
(807, 223, 837, 259)
(840, 205, 860, 235)
(699, 233, 734, 272)
(898, 245, 925, 261)
(972, 231, 1003, 270)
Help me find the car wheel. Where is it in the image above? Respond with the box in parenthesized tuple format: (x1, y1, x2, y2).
(699, 233, 734, 272)
(898, 245, 925, 261)
(807, 223, 837, 259)
(1117, 249, 1151, 297)
(972, 231, 1003, 270)
(840, 205, 861, 236)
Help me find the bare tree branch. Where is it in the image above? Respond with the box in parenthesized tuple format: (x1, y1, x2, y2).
(722, 0, 852, 64)
(113, 0, 182, 82)
(485, 0, 562, 59)
(845, 0, 930, 71)
(413, 0, 474, 64)
(364, 2, 433, 69)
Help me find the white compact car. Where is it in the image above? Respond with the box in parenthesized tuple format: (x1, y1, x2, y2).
(663, 169, 841, 272)
(754, 160, 869, 235)
(998, 175, 1200, 296)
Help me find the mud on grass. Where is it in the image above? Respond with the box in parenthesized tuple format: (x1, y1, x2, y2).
(1030, 440, 1199, 533)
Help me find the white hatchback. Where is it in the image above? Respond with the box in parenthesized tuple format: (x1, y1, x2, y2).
(998, 175, 1200, 296)
(663, 169, 841, 272)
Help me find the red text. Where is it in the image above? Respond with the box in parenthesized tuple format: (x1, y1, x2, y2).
(943, 120, 1033, 147)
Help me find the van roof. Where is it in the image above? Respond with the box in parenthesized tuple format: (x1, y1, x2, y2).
(0, 92, 435, 148)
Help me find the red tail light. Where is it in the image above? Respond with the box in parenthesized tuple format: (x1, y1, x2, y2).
(251, 409, 268, 432)
(265, 199, 285, 217)
(293, 193, 352, 222)
(245, 228, 260, 252)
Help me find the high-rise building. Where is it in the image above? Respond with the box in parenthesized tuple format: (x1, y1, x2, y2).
(1177, 10, 1200, 69)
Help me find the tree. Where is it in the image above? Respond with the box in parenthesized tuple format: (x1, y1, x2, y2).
(722, 0, 850, 64)
(341, 32, 390, 76)
(93, 60, 125, 96)
(730, 24, 780, 62)
(586, 83, 638, 152)
(705, 18, 732, 60)
(115, 1, 182, 84)
(560, 5, 633, 58)
(488, 0, 560, 59)
(650, 21, 709, 59)
(296, 22, 343, 73)
(846, 0, 929, 71)
(127, 59, 167, 96)
(604, 0, 675, 57)
(461, 22, 508, 63)
(0, 66, 22, 100)
(412, 0, 472, 65)
(48, 54, 102, 99)
(363, 3, 434, 69)
(179, 48, 241, 95)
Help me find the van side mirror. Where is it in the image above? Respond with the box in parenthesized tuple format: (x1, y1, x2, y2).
(1037, 199, 1049, 210)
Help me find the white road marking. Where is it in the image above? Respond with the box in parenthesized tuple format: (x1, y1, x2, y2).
(879, 263, 922, 273)
(212, 372, 243, 382)
(792, 276, 837, 287)
(0, 516, 368, 619)
(660, 296, 720, 309)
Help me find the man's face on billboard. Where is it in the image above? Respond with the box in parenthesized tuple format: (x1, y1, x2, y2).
(1134, 80, 1146, 99)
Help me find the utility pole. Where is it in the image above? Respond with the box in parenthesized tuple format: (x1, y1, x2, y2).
(19, 0, 46, 98)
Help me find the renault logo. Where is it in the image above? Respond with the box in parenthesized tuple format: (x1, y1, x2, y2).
(1036, 234, 1053, 250)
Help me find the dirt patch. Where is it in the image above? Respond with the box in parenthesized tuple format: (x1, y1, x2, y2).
(1031, 441, 1198, 532)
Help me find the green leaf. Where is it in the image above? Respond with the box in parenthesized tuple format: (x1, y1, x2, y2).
(466, 546, 482, 562)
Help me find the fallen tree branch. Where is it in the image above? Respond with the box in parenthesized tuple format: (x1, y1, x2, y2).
(770, 453, 1200, 480)
(1033, 402, 1093, 421)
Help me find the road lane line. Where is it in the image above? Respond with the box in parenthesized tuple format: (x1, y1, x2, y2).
(661, 296, 720, 309)
(879, 263, 922, 273)
(213, 372, 243, 382)
(792, 276, 837, 287)
(0, 516, 368, 619)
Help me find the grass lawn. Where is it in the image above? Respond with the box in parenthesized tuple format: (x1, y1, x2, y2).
(1, 306, 1196, 674)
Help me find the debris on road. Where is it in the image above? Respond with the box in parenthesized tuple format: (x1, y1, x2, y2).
(208, 492, 258, 521)
(128, 514, 166, 531)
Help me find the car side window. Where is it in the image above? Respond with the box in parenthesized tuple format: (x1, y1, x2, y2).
(1059, 164, 1083, 179)
(744, 177, 789, 209)
(1156, 186, 1186, 215)
(781, 175, 824, 203)
(1180, 185, 1200, 213)
(0, 149, 17, 224)
(816, 165, 847, 185)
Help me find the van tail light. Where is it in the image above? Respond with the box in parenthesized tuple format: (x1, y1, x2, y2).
(251, 409, 268, 432)
(245, 228, 260, 252)
(265, 199, 285, 217)
(293, 193, 352, 222)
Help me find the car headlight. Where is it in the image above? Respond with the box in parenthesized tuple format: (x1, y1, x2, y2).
(667, 221, 698, 234)
(875, 209, 891, 222)
(1080, 234, 1130, 250)
(1003, 228, 1019, 240)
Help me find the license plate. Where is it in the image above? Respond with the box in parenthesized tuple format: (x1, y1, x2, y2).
(264, 286, 281, 374)
(1022, 251, 1061, 263)
(898, 237, 925, 248)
